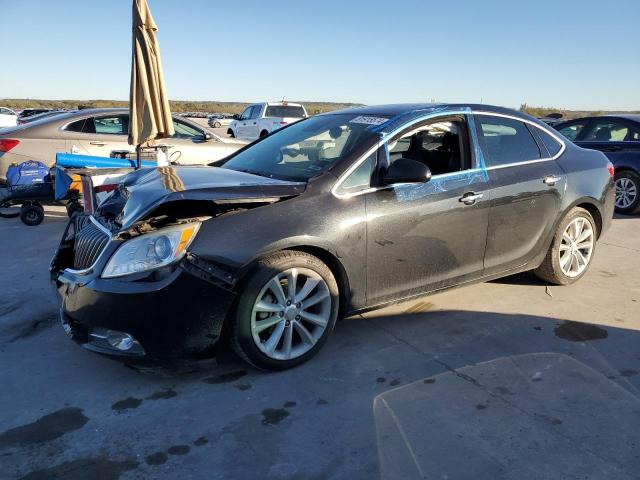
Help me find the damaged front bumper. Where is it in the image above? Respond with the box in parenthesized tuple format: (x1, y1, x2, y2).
(52, 256, 238, 358)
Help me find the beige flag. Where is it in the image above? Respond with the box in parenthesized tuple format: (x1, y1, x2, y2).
(128, 0, 174, 147)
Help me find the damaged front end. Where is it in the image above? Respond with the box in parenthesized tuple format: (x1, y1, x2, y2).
(50, 166, 305, 358)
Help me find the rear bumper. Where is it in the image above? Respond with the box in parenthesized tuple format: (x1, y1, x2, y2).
(601, 180, 615, 236)
(53, 265, 236, 358)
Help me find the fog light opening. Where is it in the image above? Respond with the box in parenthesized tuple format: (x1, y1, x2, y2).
(106, 331, 135, 351)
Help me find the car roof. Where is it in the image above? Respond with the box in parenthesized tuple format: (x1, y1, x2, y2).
(326, 103, 540, 121)
(604, 113, 640, 122)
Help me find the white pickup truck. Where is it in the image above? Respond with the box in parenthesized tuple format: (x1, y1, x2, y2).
(227, 102, 307, 141)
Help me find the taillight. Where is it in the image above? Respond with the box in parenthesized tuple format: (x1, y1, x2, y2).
(607, 162, 615, 177)
(0, 139, 20, 153)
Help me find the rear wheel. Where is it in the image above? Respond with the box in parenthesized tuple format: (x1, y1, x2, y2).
(20, 202, 45, 226)
(534, 207, 596, 285)
(213, 121, 221, 128)
(259, 130, 269, 138)
(614, 170, 640, 214)
(230, 250, 339, 370)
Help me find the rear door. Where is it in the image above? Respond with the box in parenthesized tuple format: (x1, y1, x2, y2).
(475, 113, 566, 275)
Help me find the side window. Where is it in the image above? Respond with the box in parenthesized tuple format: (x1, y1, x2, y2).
(250, 105, 262, 119)
(336, 152, 375, 195)
(172, 120, 203, 139)
(93, 115, 128, 135)
(475, 116, 540, 167)
(387, 119, 468, 175)
(534, 127, 563, 157)
(239, 107, 252, 120)
(557, 121, 587, 141)
(583, 121, 629, 142)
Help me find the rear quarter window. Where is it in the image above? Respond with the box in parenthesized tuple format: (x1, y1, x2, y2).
(534, 127, 563, 157)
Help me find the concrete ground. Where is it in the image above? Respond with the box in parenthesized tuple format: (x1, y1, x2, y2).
(0, 205, 639, 479)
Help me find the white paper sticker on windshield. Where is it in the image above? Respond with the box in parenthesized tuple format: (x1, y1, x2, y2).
(349, 116, 388, 126)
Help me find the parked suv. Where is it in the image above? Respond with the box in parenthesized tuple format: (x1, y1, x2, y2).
(228, 102, 307, 141)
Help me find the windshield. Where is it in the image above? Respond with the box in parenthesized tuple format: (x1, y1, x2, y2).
(265, 105, 306, 118)
(222, 114, 384, 181)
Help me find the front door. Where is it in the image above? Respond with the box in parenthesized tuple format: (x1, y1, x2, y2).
(236, 106, 253, 139)
(474, 113, 566, 275)
(245, 105, 262, 140)
(365, 115, 490, 306)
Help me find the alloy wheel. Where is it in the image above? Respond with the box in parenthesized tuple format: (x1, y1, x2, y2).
(558, 217, 594, 278)
(250, 268, 331, 361)
(615, 177, 637, 209)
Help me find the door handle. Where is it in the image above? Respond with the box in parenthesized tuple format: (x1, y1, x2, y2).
(459, 192, 483, 205)
(89, 141, 106, 146)
(252, 122, 257, 125)
(543, 175, 561, 186)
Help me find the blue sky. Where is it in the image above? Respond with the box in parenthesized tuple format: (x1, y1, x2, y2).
(1, 0, 639, 110)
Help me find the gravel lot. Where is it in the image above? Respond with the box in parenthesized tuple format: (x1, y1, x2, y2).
(1, 204, 639, 479)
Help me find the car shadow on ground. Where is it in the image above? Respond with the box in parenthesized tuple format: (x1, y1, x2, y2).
(3, 309, 640, 479)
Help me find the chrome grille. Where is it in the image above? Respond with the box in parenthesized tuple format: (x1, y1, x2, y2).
(73, 217, 110, 270)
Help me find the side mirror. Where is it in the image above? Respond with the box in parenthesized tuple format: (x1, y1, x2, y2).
(383, 158, 431, 184)
(232, 114, 239, 120)
(202, 132, 212, 142)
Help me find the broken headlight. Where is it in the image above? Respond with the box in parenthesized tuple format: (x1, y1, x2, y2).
(102, 222, 201, 278)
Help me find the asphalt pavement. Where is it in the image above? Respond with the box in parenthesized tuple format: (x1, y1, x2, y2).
(1, 205, 639, 479)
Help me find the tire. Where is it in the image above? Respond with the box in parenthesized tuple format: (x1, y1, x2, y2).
(20, 203, 45, 226)
(0, 201, 20, 219)
(259, 130, 269, 138)
(230, 250, 339, 371)
(227, 129, 235, 138)
(534, 207, 597, 285)
(213, 122, 221, 128)
(66, 201, 84, 218)
(614, 170, 640, 214)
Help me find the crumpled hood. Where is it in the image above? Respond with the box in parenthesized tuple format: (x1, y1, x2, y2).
(105, 166, 305, 229)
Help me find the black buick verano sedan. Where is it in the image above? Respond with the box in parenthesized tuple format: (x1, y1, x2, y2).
(52, 104, 615, 370)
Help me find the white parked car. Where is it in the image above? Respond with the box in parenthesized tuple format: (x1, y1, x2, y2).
(228, 102, 308, 141)
(208, 114, 233, 128)
(0, 108, 18, 128)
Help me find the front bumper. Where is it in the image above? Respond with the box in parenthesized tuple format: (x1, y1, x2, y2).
(53, 264, 237, 358)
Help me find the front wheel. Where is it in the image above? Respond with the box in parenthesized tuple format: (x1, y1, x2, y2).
(534, 207, 597, 285)
(213, 121, 221, 128)
(230, 251, 339, 370)
(614, 170, 640, 214)
(227, 129, 235, 138)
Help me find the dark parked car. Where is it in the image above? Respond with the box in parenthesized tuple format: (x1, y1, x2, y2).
(554, 115, 640, 214)
(17, 108, 54, 121)
(51, 104, 615, 370)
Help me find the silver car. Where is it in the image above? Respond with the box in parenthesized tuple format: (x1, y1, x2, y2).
(0, 108, 245, 183)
